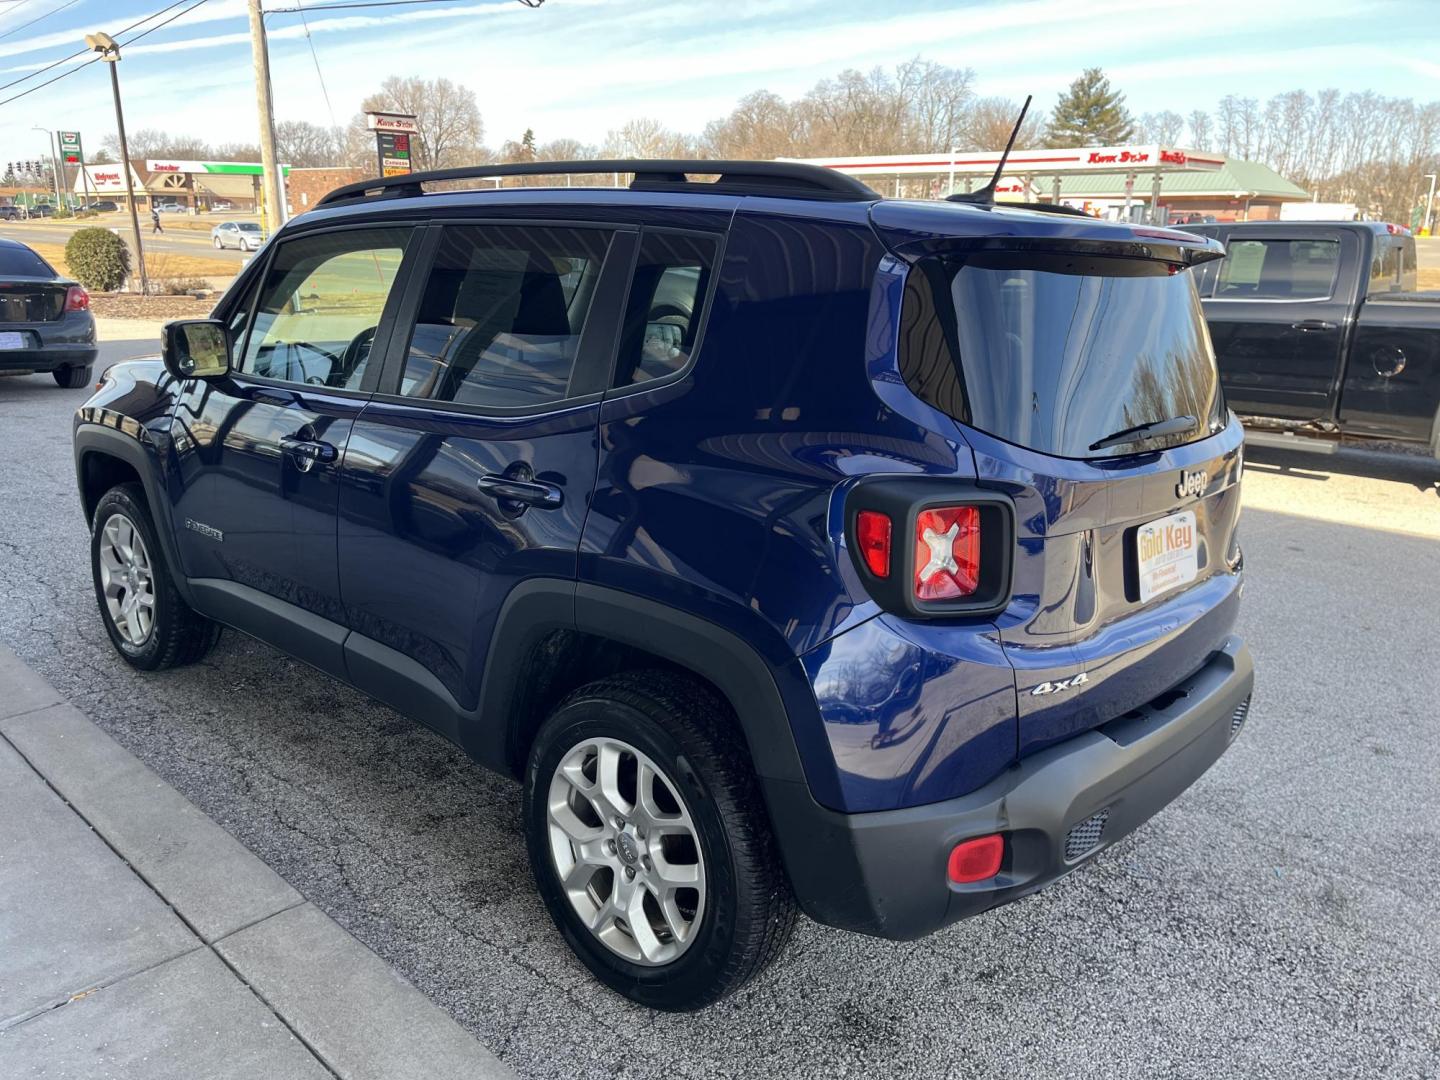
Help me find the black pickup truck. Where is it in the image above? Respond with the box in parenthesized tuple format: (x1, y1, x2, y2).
(1181, 222, 1440, 457)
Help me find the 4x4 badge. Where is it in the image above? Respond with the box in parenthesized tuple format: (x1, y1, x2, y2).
(1032, 672, 1089, 696)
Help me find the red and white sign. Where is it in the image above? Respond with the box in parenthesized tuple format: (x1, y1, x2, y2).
(788, 145, 1225, 179)
(73, 164, 144, 193)
(366, 113, 419, 134)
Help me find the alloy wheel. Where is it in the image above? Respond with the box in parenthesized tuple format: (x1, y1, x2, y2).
(98, 512, 155, 646)
(546, 736, 706, 966)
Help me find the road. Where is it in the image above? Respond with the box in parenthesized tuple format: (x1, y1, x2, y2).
(0, 217, 252, 264)
(0, 329, 1437, 1079)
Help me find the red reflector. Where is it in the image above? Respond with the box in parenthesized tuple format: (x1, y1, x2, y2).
(856, 510, 891, 578)
(914, 505, 979, 600)
(948, 834, 1004, 883)
(65, 286, 90, 312)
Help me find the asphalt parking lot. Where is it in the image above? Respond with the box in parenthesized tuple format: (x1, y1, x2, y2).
(1, 330, 1437, 1079)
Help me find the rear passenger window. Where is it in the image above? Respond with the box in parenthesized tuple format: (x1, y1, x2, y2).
(1215, 238, 1339, 300)
(400, 225, 611, 408)
(613, 232, 718, 386)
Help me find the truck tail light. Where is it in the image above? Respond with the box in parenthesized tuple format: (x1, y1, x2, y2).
(948, 834, 1004, 883)
(914, 506, 979, 600)
(856, 510, 891, 578)
(65, 286, 90, 311)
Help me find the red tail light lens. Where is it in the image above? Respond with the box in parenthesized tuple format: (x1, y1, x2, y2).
(65, 286, 90, 311)
(856, 510, 891, 578)
(948, 834, 1004, 883)
(914, 506, 980, 600)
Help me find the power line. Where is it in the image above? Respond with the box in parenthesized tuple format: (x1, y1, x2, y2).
(293, 0, 339, 132)
(0, 0, 209, 109)
(264, 0, 530, 13)
(0, 0, 81, 43)
(0, 0, 192, 95)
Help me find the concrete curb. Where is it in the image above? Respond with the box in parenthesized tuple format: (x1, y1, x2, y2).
(0, 644, 516, 1080)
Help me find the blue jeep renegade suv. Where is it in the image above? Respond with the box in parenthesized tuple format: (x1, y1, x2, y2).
(73, 160, 1254, 1010)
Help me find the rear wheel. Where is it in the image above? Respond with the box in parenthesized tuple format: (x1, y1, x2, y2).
(90, 484, 220, 670)
(53, 364, 92, 389)
(213, 236, 223, 248)
(524, 671, 796, 1011)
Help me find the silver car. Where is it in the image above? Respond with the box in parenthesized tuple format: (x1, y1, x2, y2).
(210, 221, 263, 252)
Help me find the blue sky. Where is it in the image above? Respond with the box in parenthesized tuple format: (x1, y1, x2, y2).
(3, 0, 1438, 165)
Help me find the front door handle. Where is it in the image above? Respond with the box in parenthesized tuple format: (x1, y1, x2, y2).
(1290, 320, 1337, 332)
(279, 435, 338, 472)
(476, 473, 564, 510)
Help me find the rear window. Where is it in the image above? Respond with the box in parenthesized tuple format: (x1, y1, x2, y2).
(0, 245, 54, 277)
(899, 253, 1225, 459)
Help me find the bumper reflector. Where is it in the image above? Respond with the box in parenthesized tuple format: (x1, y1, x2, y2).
(947, 834, 1004, 883)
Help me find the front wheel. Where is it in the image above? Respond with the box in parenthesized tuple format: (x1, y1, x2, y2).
(524, 671, 796, 1011)
(90, 484, 220, 670)
(213, 236, 223, 248)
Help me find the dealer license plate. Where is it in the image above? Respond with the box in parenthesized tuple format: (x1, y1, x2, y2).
(0, 332, 25, 350)
(1136, 510, 1198, 602)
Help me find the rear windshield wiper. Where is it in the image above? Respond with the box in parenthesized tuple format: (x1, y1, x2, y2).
(1088, 415, 1196, 452)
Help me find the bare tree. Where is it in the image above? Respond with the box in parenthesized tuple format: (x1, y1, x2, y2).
(963, 97, 1045, 151)
(274, 120, 343, 168)
(1138, 110, 1184, 144)
(1186, 110, 1213, 150)
(601, 118, 695, 159)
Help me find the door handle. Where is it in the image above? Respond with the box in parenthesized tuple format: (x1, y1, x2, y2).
(1290, 320, 1337, 332)
(476, 474, 564, 510)
(279, 435, 338, 470)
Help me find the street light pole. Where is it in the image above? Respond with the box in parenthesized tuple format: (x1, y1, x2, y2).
(85, 33, 148, 296)
(1425, 173, 1436, 236)
(32, 127, 63, 209)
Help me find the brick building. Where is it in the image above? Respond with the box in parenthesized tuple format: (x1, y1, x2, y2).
(286, 167, 368, 217)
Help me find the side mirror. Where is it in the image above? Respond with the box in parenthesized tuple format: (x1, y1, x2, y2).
(162, 319, 230, 381)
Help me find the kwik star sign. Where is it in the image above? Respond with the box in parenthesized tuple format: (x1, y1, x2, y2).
(366, 112, 417, 178)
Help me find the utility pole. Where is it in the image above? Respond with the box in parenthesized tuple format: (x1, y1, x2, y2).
(1425, 173, 1437, 236)
(86, 33, 148, 296)
(32, 127, 62, 209)
(247, 0, 285, 236)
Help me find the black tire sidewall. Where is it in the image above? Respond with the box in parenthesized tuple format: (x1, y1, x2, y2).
(525, 699, 744, 1011)
(90, 488, 175, 669)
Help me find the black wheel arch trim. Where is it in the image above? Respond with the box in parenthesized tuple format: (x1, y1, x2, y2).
(73, 422, 196, 607)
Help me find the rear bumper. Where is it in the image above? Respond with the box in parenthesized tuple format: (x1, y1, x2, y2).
(765, 636, 1254, 940)
(0, 314, 97, 372)
(0, 347, 98, 372)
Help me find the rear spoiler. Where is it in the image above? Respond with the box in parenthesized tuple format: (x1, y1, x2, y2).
(869, 201, 1226, 268)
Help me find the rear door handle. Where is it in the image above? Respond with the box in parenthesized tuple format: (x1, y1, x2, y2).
(476, 474, 564, 510)
(279, 435, 338, 469)
(1290, 320, 1337, 332)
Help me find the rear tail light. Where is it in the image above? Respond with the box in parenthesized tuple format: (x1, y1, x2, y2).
(856, 510, 891, 578)
(948, 834, 1005, 883)
(914, 506, 979, 600)
(846, 481, 1012, 618)
(65, 286, 90, 311)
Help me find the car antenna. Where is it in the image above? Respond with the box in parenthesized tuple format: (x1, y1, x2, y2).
(946, 94, 1032, 206)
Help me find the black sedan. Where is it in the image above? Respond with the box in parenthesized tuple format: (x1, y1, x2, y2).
(0, 238, 98, 388)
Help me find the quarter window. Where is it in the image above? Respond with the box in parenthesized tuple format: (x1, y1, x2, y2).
(238, 228, 410, 389)
(613, 232, 719, 386)
(399, 224, 612, 408)
(1215, 238, 1339, 300)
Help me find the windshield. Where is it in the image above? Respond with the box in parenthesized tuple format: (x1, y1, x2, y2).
(898, 252, 1225, 459)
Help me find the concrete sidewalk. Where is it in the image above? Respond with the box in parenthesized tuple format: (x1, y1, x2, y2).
(0, 646, 515, 1080)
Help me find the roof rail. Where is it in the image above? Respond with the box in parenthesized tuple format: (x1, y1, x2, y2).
(316, 159, 880, 207)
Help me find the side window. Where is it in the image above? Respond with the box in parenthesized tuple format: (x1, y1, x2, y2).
(613, 232, 719, 387)
(239, 227, 409, 390)
(1369, 241, 1401, 295)
(1215, 238, 1339, 300)
(399, 224, 611, 408)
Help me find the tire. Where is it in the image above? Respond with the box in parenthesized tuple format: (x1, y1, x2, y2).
(90, 484, 220, 671)
(524, 670, 796, 1011)
(53, 364, 93, 389)
(213, 236, 222, 248)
